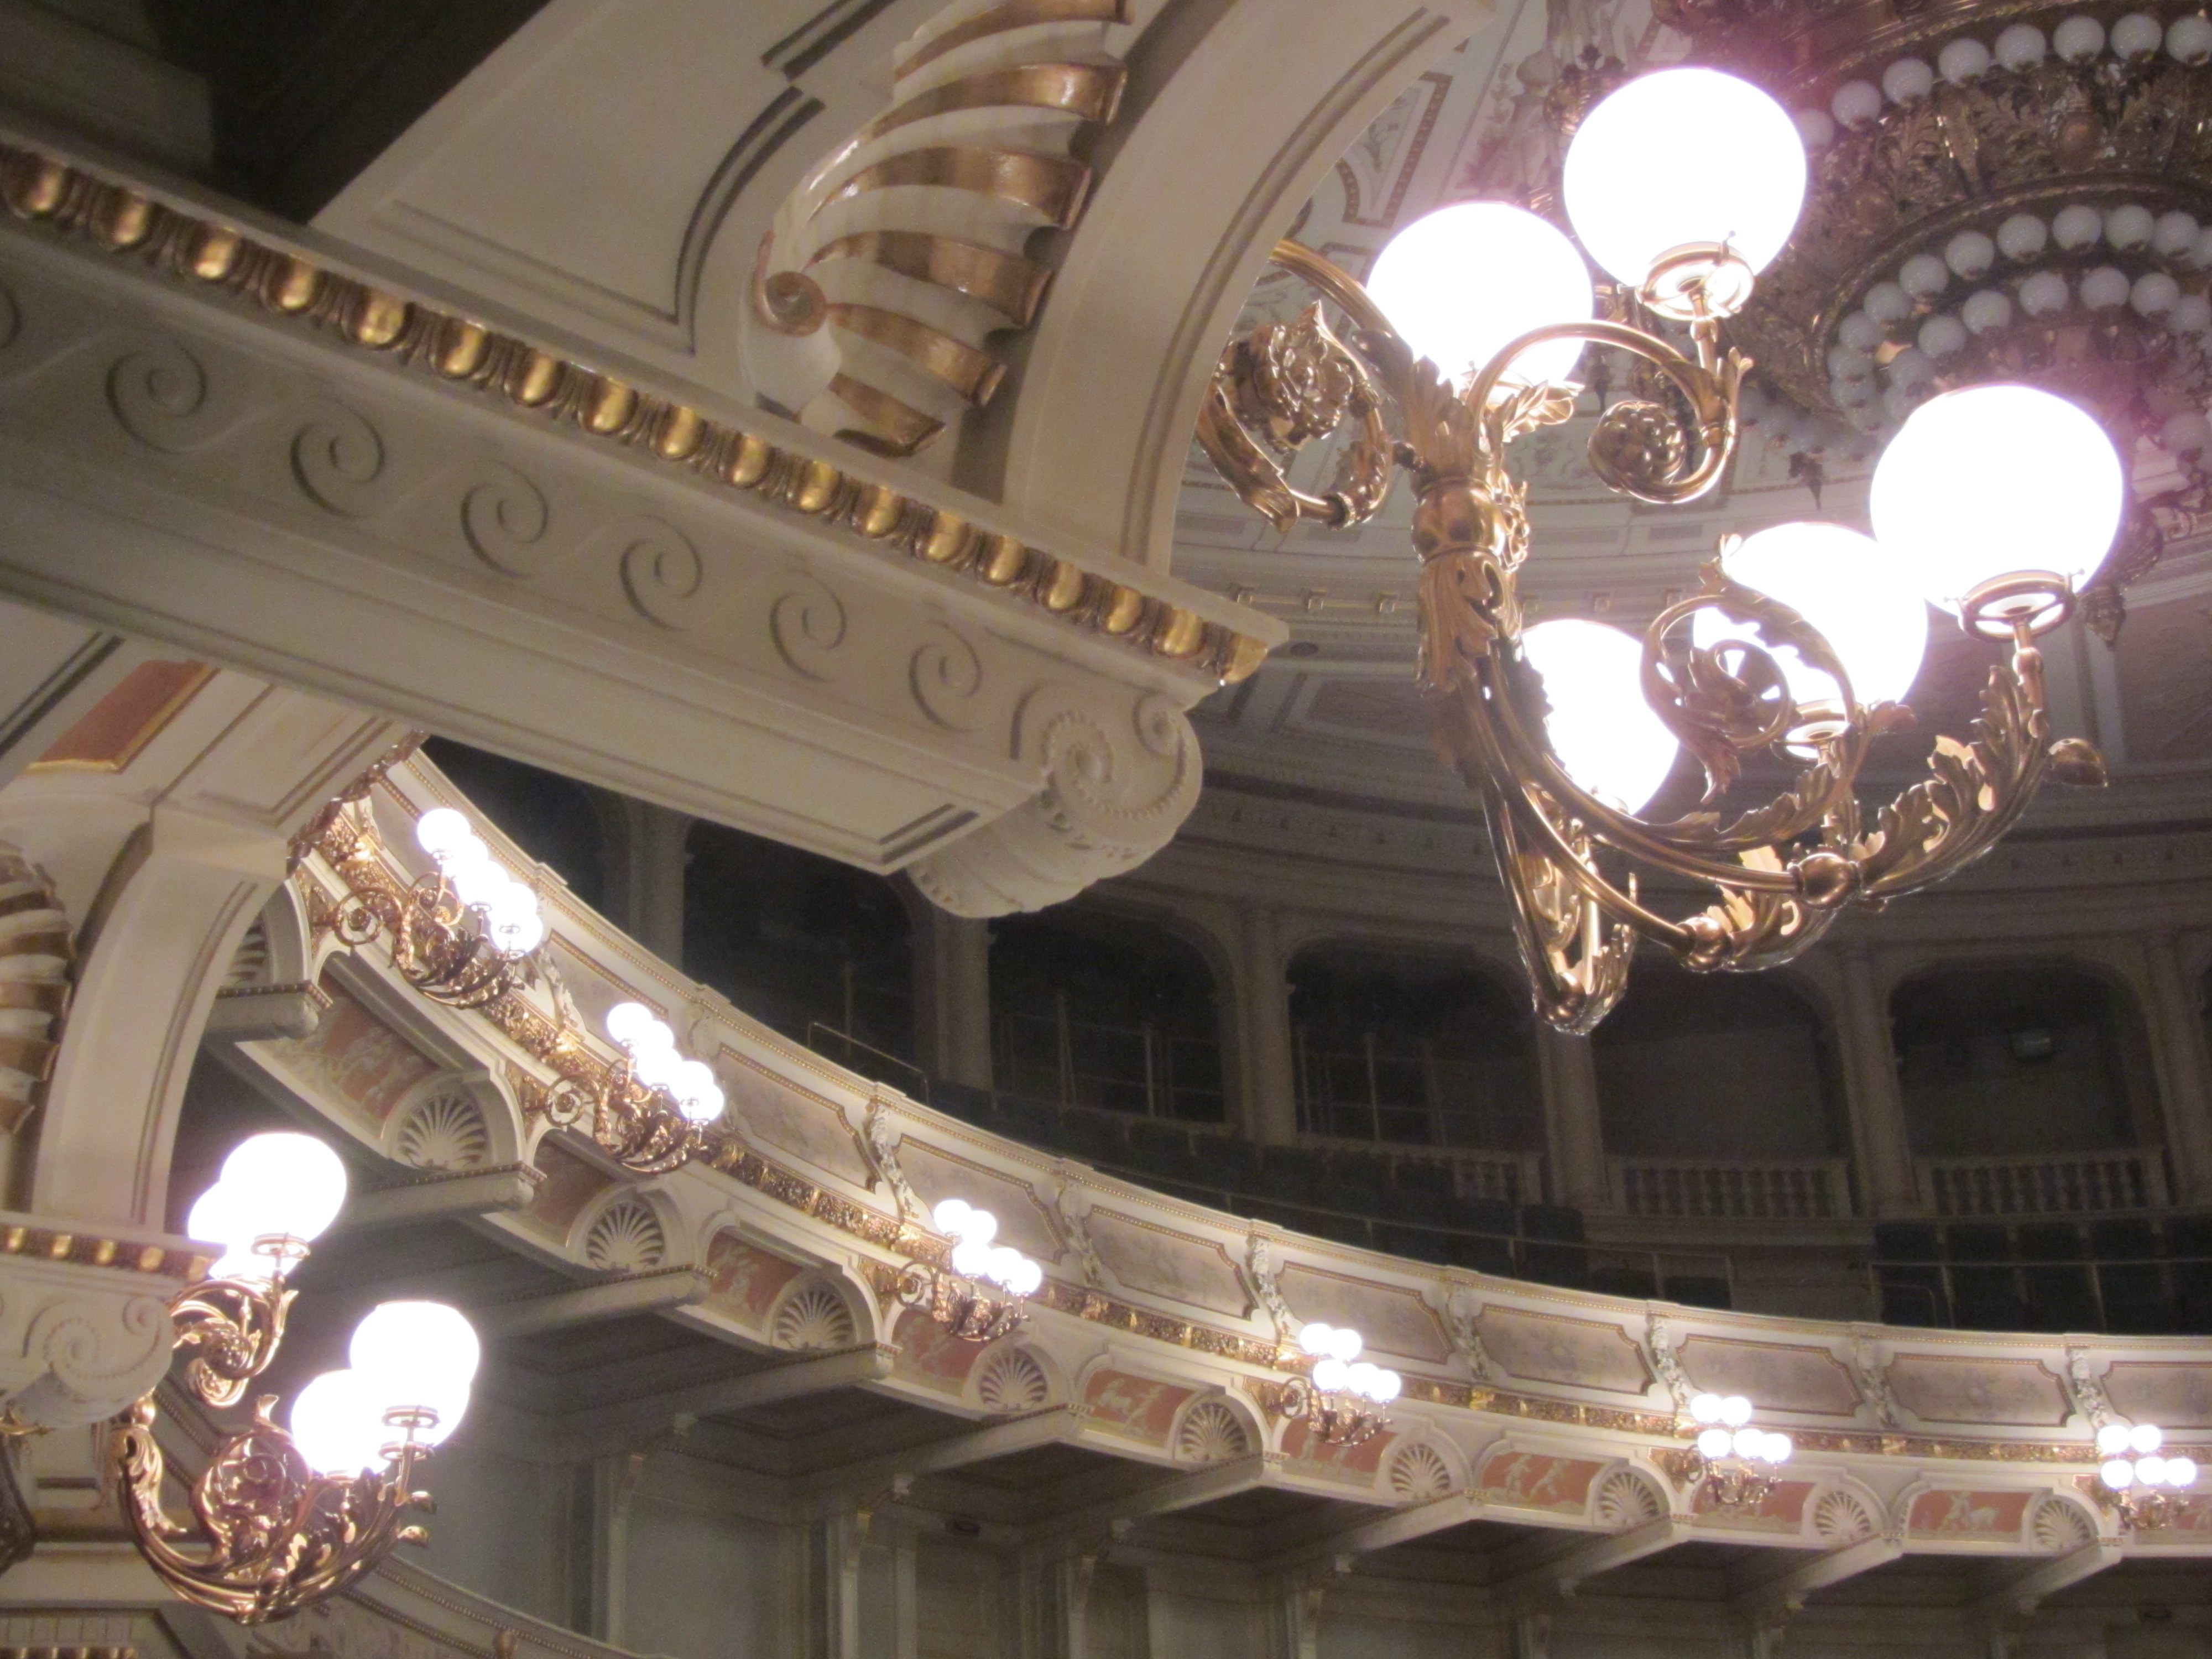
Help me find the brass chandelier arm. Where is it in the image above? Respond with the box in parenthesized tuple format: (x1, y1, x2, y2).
(168, 1276, 300, 1410)
(117, 1394, 432, 1625)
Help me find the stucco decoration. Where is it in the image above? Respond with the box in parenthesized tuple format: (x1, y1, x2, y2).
(2101, 1360, 2212, 1428)
(723, 1057, 876, 1188)
(1444, 1287, 1499, 1383)
(389, 1086, 492, 1172)
(702, 1231, 806, 1323)
(1171, 1396, 1255, 1465)
(1906, 1488, 2033, 1543)
(1282, 1416, 1392, 1481)
(1054, 1182, 1107, 1288)
(743, 0, 1162, 457)
(770, 1275, 860, 1352)
(1082, 1369, 1194, 1448)
(1812, 1488, 1877, 1546)
(1592, 1468, 1666, 1530)
(1645, 1314, 1694, 1415)
(906, 685, 1202, 916)
(1242, 1234, 1295, 1344)
(0, 840, 69, 1135)
(257, 983, 440, 1131)
(860, 1093, 923, 1220)
(1676, 1336, 1861, 1417)
(974, 1345, 1052, 1415)
(1387, 1441, 1459, 1503)
(1084, 1209, 1250, 1318)
(1694, 1479, 1811, 1533)
(2029, 1494, 2098, 1553)
(1473, 1307, 1652, 1394)
(1851, 1337, 1904, 1428)
(1477, 1450, 1604, 1515)
(1277, 1264, 1449, 1363)
(0, 1267, 175, 1430)
(1886, 1357, 2072, 1427)
(2064, 1347, 2115, 1427)
(896, 1141, 1061, 1262)
(582, 1197, 669, 1273)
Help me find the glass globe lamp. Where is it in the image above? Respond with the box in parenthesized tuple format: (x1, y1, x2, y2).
(1368, 201, 1594, 388)
(348, 1300, 481, 1445)
(1521, 620, 1680, 812)
(1870, 385, 2122, 628)
(1692, 523, 1930, 719)
(189, 1133, 350, 1276)
(290, 1369, 391, 1476)
(1563, 68, 1808, 299)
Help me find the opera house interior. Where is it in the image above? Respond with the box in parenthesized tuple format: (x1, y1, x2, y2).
(4, 0, 2212, 1655)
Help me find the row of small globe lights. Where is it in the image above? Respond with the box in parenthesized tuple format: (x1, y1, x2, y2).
(2097, 1422, 2199, 1493)
(1295, 1322, 1404, 1404)
(1689, 1391, 1794, 1465)
(1795, 12, 2212, 152)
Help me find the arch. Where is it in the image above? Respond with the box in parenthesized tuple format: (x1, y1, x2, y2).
(1284, 937, 1538, 1151)
(1887, 958, 2158, 1160)
(1168, 1390, 1260, 1465)
(1383, 1436, 1466, 1504)
(1589, 1464, 1668, 1530)
(969, 1340, 1062, 1416)
(767, 1271, 867, 1353)
(380, 1069, 523, 1173)
(989, 904, 1228, 1123)
(570, 1185, 690, 1275)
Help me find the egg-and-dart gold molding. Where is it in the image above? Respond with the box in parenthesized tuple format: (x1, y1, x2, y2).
(0, 142, 1270, 688)
(295, 764, 2171, 1478)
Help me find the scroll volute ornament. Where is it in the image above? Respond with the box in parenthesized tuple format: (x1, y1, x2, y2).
(1197, 239, 2106, 1031)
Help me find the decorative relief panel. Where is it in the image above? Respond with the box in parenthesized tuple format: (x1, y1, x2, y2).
(1593, 1468, 1666, 1529)
(702, 1230, 805, 1321)
(0, 840, 69, 1135)
(583, 1197, 667, 1272)
(895, 1141, 1060, 1262)
(1473, 1308, 1651, 1394)
(1692, 1479, 1811, 1533)
(893, 1306, 991, 1394)
(723, 1059, 874, 1189)
(1813, 1488, 1876, 1546)
(974, 1345, 1052, 1415)
(1276, 1264, 1449, 1363)
(1082, 1370, 1194, 1448)
(1387, 1441, 1459, 1504)
(522, 1141, 614, 1239)
(1280, 1419, 1392, 1481)
(2101, 1361, 2212, 1428)
(1084, 1210, 1249, 1318)
(256, 982, 439, 1127)
(1172, 1398, 1254, 1465)
(770, 1275, 858, 1352)
(1905, 1489, 2033, 1544)
(1476, 1449, 1604, 1515)
(388, 1082, 492, 1171)
(1886, 1357, 2071, 1427)
(1676, 1337, 1861, 1417)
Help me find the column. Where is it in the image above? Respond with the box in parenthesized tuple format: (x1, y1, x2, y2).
(2141, 934, 2212, 1204)
(1537, 1026, 1610, 1211)
(1234, 908, 1298, 1145)
(604, 799, 690, 967)
(1835, 947, 1919, 1215)
(911, 901, 994, 1091)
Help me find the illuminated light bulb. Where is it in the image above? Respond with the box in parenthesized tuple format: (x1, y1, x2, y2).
(960, 1208, 998, 1247)
(1312, 1357, 1351, 1392)
(1328, 1327, 1364, 1364)
(2131, 1423, 2164, 1455)
(931, 1198, 974, 1237)
(1694, 521, 1930, 713)
(951, 1237, 994, 1278)
(607, 1001, 664, 1050)
(2103, 1458, 2136, 1489)
(1698, 1428, 1734, 1459)
(1732, 1428, 1765, 1458)
(348, 1301, 478, 1444)
(216, 1133, 350, 1250)
(1564, 68, 1807, 285)
(1368, 202, 1593, 389)
(415, 808, 474, 862)
(1691, 1393, 1724, 1425)
(446, 854, 507, 911)
(2165, 1457, 2197, 1488)
(1345, 1362, 1381, 1398)
(2097, 1424, 2133, 1456)
(2136, 1455, 2169, 1485)
(1520, 620, 1680, 812)
(1870, 384, 2122, 615)
(985, 1246, 1027, 1288)
(1371, 1370, 1402, 1404)
(290, 1369, 390, 1476)
(1003, 1256, 1043, 1297)
(187, 1185, 270, 1281)
(669, 1060, 724, 1124)
(631, 1044, 681, 1091)
(483, 881, 545, 954)
(1720, 1396, 1754, 1427)
(1766, 1434, 1792, 1464)
(1298, 1323, 1335, 1358)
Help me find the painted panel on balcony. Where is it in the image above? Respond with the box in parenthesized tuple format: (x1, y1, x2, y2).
(1677, 1337, 1861, 1417)
(1887, 1357, 2070, 1427)
(1087, 1209, 1250, 1319)
(2102, 1361, 2212, 1428)
(1277, 1264, 1450, 1363)
(1474, 1307, 1651, 1394)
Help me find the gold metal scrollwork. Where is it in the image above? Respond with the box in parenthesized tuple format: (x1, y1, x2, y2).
(1196, 238, 2107, 1031)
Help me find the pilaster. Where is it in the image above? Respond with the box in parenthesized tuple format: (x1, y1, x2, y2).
(1537, 1026, 1610, 1212)
(1834, 947, 1919, 1217)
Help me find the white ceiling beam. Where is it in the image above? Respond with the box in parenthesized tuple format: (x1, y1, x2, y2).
(480, 1268, 709, 1338)
(342, 1165, 540, 1230)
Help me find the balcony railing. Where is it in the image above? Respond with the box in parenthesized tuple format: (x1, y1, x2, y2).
(1612, 1157, 1853, 1219)
(1918, 1150, 2167, 1217)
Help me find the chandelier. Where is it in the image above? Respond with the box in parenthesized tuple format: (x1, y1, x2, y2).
(1650, 0, 2212, 636)
(1684, 1391, 1793, 1509)
(1278, 1322, 1402, 1447)
(123, 1133, 481, 1623)
(2093, 1420, 2200, 1529)
(1199, 66, 2114, 1031)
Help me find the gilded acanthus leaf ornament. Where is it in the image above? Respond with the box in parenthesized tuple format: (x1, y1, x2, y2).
(1197, 238, 2106, 1030)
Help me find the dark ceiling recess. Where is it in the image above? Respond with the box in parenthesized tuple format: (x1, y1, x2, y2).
(143, 0, 554, 220)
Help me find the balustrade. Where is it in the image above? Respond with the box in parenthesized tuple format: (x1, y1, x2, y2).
(1919, 1150, 2168, 1217)
(1612, 1156, 1853, 1219)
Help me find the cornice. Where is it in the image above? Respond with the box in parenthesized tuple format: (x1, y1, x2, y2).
(0, 139, 1277, 688)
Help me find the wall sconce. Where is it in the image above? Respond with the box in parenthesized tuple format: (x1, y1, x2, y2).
(1281, 1322, 1400, 1447)
(2094, 1422, 2198, 1531)
(119, 1134, 481, 1624)
(888, 1200, 1040, 1342)
(326, 808, 545, 1009)
(530, 1001, 725, 1175)
(1688, 1392, 1791, 1509)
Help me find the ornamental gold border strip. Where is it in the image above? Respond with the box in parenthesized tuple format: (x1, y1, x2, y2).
(0, 1220, 207, 1279)
(301, 772, 2188, 1473)
(0, 142, 1271, 688)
